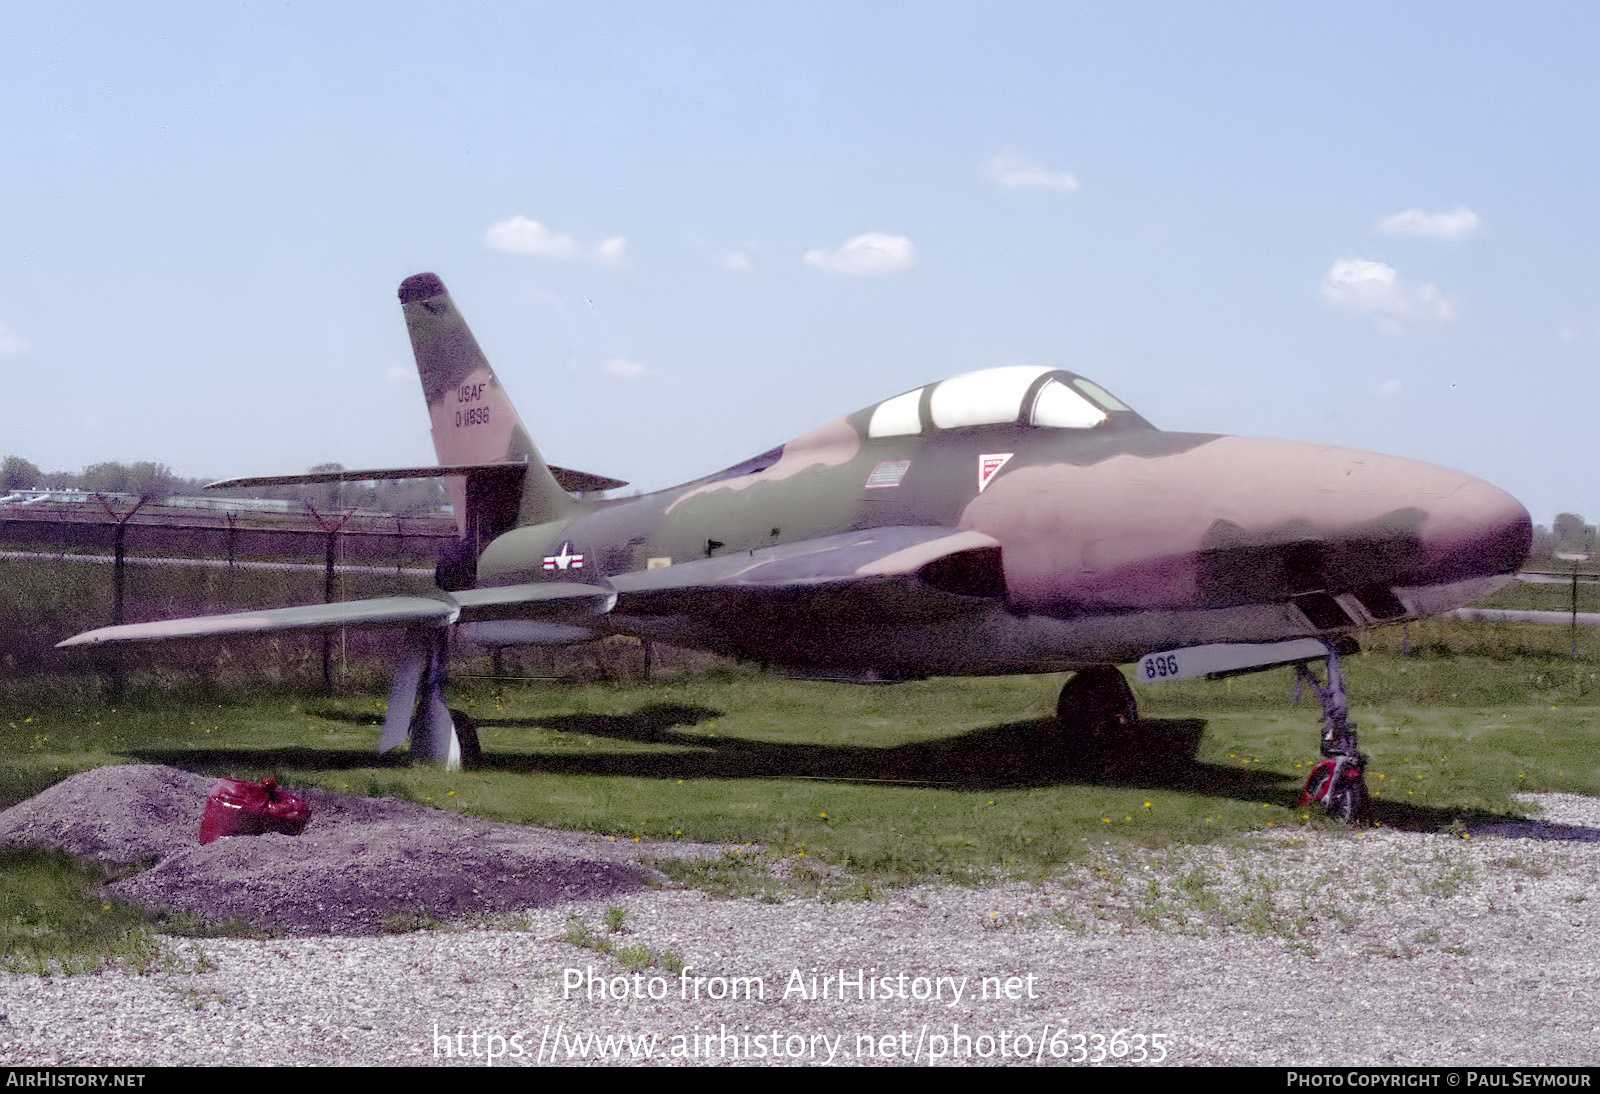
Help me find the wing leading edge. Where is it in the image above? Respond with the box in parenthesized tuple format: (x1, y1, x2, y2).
(55, 584, 616, 649)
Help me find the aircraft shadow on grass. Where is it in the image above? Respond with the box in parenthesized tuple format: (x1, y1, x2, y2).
(125, 700, 1592, 835)
(467, 705, 1228, 793)
(131, 703, 1227, 795)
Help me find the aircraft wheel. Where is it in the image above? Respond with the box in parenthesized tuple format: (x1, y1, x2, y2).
(1302, 761, 1365, 824)
(1301, 762, 1334, 808)
(449, 709, 483, 768)
(434, 539, 478, 591)
(1329, 775, 1366, 825)
(1056, 666, 1138, 740)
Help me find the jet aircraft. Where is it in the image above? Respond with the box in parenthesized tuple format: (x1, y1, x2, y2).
(60, 273, 1532, 820)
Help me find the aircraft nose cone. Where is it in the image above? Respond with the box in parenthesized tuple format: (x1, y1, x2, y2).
(1420, 474, 1532, 583)
(1293, 445, 1530, 612)
(1295, 443, 1530, 589)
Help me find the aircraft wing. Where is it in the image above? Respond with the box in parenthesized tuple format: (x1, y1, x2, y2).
(609, 526, 1005, 626)
(54, 529, 997, 649)
(55, 583, 615, 649)
(56, 597, 462, 648)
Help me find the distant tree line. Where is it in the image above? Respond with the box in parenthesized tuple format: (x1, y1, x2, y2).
(3, 455, 48, 493)
(1, 455, 445, 516)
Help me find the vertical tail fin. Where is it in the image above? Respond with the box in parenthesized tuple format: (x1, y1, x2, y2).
(398, 273, 573, 549)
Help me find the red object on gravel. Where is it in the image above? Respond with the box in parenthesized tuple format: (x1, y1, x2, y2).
(198, 777, 311, 844)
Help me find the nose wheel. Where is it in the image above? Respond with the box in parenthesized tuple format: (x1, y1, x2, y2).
(1294, 641, 1368, 824)
(1302, 756, 1367, 824)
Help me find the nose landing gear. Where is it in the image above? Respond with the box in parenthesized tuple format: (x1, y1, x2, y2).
(1294, 641, 1368, 824)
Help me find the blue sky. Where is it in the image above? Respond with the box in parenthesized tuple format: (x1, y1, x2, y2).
(4, 2, 1596, 526)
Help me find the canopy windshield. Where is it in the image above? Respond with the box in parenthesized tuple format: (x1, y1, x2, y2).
(867, 366, 1145, 438)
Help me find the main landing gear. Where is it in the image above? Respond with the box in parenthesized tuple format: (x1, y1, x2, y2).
(1056, 665, 1139, 744)
(1295, 640, 1368, 824)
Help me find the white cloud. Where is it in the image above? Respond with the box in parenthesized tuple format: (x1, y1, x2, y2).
(485, 217, 580, 260)
(484, 216, 629, 267)
(0, 322, 29, 356)
(385, 364, 412, 384)
(719, 250, 754, 274)
(591, 236, 628, 268)
(984, 152, 1078, 195)
(601, 356, 650, 379)
(1376, 206, 1481, 241)
(1377, 379, 1402, 397)
(803, 232, 916, 276)
(1320, 258, 1456, 329)
(1560, 323, 1600, 346)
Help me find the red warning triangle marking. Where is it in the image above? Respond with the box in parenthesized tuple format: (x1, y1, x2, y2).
(977, 452, 1014, 492)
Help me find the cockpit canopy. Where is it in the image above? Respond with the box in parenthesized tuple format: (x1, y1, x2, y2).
(866, 366, 1148, 439)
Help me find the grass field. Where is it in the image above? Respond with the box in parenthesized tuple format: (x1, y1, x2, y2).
(3, 571, 1599, 970)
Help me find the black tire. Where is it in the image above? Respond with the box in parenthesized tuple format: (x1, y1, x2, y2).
(434, 539, 478, 591)
(1329, 775, 1366, 825)
(449, 709, 483, 768)
(1056, 666, 1138, 737)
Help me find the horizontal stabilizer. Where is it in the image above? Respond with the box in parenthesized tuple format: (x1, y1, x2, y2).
(56, 596, 459, 648)
(208, 461, 626, 493)
(547, 466, 630, 493)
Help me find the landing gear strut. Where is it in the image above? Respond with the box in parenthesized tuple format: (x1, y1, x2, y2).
(1295, 640, 1367, 823)
(380, 626, 472, 769)
(1056, 665, 1139, 743)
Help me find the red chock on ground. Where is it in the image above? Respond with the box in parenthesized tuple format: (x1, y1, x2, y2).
(198, 777, 310, 844)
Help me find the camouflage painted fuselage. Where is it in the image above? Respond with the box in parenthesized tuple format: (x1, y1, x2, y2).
(471, 369, 1530, 679)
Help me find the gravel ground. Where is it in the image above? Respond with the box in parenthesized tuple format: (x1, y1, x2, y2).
(2, 766, 1598, 1067)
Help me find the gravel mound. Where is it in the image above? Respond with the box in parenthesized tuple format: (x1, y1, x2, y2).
(0, 764, 670, 935)
(0, 764, 214, 867)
